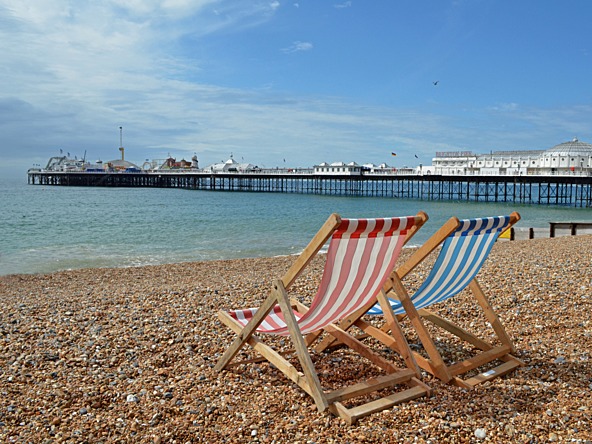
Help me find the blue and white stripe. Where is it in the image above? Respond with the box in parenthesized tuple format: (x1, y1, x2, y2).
(368, 215, 511, 316)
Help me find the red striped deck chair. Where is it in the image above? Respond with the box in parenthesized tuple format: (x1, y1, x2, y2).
(214, 212, 431, 424)
(318, 212, 523, 388)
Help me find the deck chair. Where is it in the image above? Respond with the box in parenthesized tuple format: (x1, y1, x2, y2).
(318, 212, 524, 389)
(214, 212, 431, 424)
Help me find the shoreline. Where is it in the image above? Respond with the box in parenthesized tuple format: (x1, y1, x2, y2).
(0, 236, 591, 442)
(2, 227, 589, 278)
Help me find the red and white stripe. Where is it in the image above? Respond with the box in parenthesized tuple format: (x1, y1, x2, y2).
(227, 216, 415, 336)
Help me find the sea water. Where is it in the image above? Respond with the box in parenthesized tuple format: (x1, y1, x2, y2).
(1, 176, 589, 276)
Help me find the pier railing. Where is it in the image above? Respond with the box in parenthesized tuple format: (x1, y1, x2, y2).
(27, 170, 592, 207)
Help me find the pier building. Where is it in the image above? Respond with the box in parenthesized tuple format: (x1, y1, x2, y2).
(27, 139, 592, 207)
(432, 138, 592, 176)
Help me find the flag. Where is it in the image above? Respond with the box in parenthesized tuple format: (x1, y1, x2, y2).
(391, 152, 397, 156)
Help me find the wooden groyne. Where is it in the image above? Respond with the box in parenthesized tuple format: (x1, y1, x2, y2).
(27, 171, 592, 207)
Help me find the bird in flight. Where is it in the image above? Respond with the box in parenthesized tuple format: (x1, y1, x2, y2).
(433, 81, 439, 86)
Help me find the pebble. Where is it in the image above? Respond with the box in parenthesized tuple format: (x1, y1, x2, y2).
(0, 235, 590, 442)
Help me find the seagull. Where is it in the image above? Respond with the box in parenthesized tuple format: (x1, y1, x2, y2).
(433, 81, 439, 86)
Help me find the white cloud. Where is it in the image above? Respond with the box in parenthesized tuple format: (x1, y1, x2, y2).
(282, 40, 313, 53)
(489, 102, 519, 112)
(334, 1, 352, 9)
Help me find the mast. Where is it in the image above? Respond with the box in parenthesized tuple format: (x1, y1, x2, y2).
(119, 126, 124, 161)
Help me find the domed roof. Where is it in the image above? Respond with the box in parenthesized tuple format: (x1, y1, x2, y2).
(544, 138, 592, 157)
(107, 159, 141, 169)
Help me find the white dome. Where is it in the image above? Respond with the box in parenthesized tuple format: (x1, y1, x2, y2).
(544, 138, 592, 157)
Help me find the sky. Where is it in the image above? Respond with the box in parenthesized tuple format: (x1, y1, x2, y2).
(1, 0, 591, 179)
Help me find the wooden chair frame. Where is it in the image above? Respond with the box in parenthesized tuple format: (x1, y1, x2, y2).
(214, 212, 432, 424)
(316, 212, 524, 388)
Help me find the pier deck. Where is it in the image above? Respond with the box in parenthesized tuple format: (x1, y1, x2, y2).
(27, 171, 592, 207)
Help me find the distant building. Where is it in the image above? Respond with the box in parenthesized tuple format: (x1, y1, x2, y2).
(361, 163, 394, 174)
(104, 159, 141, 172)
(537, 139, 591, 175)
(160, 157, 192, 169)
(314, 161, 362, 175)
(105, 147, 141, 171)
(145, 154, 198, 170)
(203, 154, 257, 173)
(432, 139, 592, 176)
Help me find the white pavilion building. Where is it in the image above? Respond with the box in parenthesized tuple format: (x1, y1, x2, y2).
(431, 139, 592, 176)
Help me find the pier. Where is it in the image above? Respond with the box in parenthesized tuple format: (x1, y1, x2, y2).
(27, 170, 592, 207)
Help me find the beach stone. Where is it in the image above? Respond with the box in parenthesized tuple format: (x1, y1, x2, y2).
(474, 428, 486, 439)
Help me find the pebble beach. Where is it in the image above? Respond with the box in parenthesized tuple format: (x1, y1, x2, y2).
(0, 235, 590, 443)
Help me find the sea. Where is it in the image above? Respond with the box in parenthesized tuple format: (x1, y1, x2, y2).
(1, 176, 590, 276)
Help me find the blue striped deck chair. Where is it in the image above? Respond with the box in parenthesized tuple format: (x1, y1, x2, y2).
(319, 212, 523, 388)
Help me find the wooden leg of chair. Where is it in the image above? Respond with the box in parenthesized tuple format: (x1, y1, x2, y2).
(289, 299, 324, 347)
(469, 279, 516, 354)
(377, 287, 420, 377)
(214, 293, 278, 372)
(273, 280, 329, 412)
(391, 277, 452, 383)
(217, 311, 322, 397)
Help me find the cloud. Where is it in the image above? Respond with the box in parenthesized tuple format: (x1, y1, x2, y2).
(281, 41, 313, 53)
(489, 102, 519, 112)
(334, 1, 352, 9)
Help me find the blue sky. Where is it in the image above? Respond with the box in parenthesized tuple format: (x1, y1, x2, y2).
(1, 0, 591, 179)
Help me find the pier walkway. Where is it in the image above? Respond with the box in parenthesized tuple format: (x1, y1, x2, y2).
(27, 170, 592, 207)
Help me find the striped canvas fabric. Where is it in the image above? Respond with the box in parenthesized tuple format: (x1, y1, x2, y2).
(227, 216, 416, 336)
(367, 215, 512, 316)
